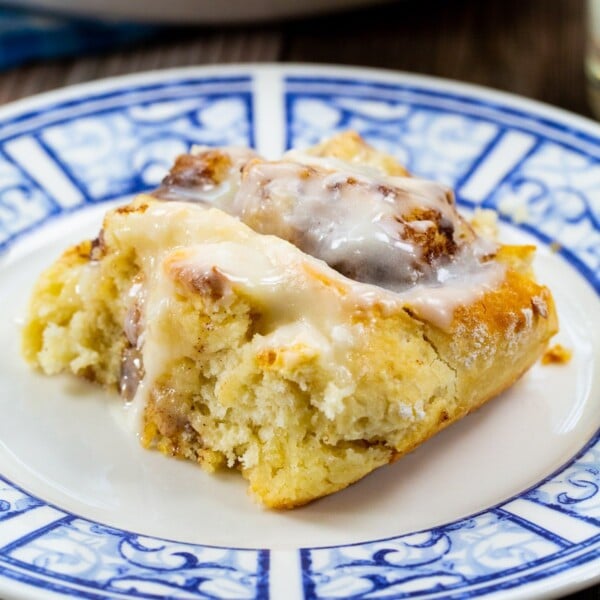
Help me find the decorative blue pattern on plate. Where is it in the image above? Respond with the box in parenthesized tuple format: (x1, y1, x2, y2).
(0, 481, 42, 523)
(523, 441, 600, 527)
(302, 515, 564, 599)
(301, 434, 600, 600)
(0, 76, 253, 252)
(4, 513, 267, 599)
(40, 96, 252, 201)
(0, 474, 268, 599)
(483, 141, 600, 287)
(0, 67, 598, 599)
(285, 93, 499, 187)
(0, 153, 56, 248)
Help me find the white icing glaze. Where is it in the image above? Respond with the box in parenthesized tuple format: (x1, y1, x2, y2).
(150, 141, 507, 329)
(155, 145, 259, 209)
(398, 261, 505, 329)
(164, 228, 504, 332)
(164, 240, 351, 340)
(108, 199, 505, 436)
(124, 281, 145, 348)
(232, 157, 479, 290)
(156, 148, 497, 298)
(121, 380, 148, 436)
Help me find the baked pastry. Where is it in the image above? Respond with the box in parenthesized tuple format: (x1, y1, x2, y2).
(22, 132, 558, 508)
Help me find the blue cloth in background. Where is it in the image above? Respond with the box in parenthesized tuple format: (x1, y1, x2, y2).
(0, 6, 160, 70)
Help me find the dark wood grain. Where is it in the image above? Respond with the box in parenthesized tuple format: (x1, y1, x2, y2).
(0, 0, 590, 116)
(0, 27, 283, 104)
(0, 1, 596, 598)
(283, 0, 589, 115)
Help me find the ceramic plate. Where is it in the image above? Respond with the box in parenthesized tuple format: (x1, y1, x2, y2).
(0, 0, 388, 24)
(0, 65, 598, 600)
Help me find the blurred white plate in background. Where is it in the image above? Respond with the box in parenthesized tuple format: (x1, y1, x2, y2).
(0, 0, 392, 23)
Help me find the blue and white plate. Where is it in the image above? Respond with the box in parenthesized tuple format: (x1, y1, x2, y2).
(0, 65, 598, 600)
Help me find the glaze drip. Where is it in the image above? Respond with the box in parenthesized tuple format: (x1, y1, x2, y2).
(154, 146, 498, 297)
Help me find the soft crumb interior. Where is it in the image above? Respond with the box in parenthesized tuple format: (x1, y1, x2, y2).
(23, 223, 457, 509)
(22, 241, 138, 385)
(137, 258, 456, 508)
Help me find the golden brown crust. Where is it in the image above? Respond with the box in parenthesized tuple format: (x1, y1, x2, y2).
(541, 343, 572, 365)
(422, 268, 557, 413)
(162, 150, 233, 188)
(115, 201, 149, 215)
(402, 206, 459, 263)
(308, 130, 409, 176)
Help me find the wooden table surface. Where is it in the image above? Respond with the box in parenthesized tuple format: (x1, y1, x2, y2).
(0, 0, 590, 116)
(0, 0, 597, 598)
